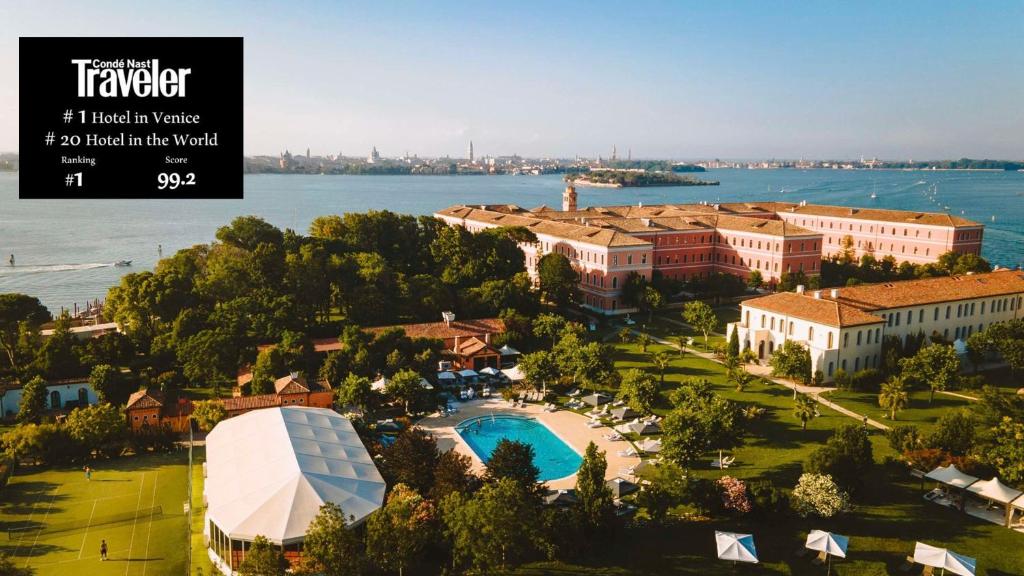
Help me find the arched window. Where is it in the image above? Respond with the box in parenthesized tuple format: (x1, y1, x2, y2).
(612, 277, 618, 289)
(49, 390, 61, 410)
(78, 387, 88, 405)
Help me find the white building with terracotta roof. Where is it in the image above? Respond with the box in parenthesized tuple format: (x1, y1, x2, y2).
(729, 270, 1024, 381)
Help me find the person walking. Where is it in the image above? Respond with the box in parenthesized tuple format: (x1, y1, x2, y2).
(100, 539, 108, 561)
(84, 466, 92, 481)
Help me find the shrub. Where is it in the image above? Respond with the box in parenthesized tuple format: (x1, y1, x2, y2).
(717, 476, 751, 514)
(832, 368, 851, 390)
(790, 473, 849, 518)
(850, 368, 883, 392)
(886, 425, 921, 454)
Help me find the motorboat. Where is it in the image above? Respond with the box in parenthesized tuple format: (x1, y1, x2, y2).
(114, 260, 132, 267)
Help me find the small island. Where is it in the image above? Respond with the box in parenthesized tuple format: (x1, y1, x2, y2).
(569, 169, 719, 188)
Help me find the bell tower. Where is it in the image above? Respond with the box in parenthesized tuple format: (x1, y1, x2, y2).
(562, 182, 577, 212)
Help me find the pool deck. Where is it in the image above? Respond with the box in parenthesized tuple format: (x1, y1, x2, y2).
(417, 397, 642, 489)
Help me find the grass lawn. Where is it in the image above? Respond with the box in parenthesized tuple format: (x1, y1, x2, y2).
(527, 339, 1024, 574)
(0, 451, 189, 576)
(824, 389, 975, 434)
(189, 447, 207, 576)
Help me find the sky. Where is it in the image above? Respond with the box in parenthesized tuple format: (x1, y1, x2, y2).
(2, 1, 1023, 159)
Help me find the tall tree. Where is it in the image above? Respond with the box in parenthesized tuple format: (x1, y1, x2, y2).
(89, 364, 132, 405)
(532, 313, 568, 347)
(441, 478, 541, 573)
(381, 428, 439, 495)
(386, 368, 426, 415)
(250, 347, 286, 395)
(769, 340, 812, 384)
(431, 449, 477, 501)
(238, 535, 288, 576)
(335, 373, 374, 413)
(0, 294, 50, 372)
(899, 343, 961, 403)
(727, 328, 740, 359)
(574, 442, 615, 540)
(517, 350, 560, 394)
(649, 350, 672, 386)
(485, 439, 539, 488)
(537, 253, 578, 306)
(17, 376, 48, 424)
(190, 399, 226, 432)
(366, 484, 437, 576)
(301, 503, 363, 576)
(617, 369, 659, 414)
(682, 301, 717, 349)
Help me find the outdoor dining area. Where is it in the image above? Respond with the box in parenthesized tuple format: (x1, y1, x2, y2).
(922, 464, 1024, 531)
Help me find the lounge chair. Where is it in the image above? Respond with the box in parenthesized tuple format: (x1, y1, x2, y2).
(603, 432, 624, 441)
(587, 420, 603, 428)
(617, 448, 638, 457)
(612, 399, 625, 407)
(811, 550, 827, 565)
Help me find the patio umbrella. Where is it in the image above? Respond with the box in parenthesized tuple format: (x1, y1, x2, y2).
(437, 371, 457, 381)
(715, 531, 758, 564)
(805, 530, 849, 574)
(606, 477, 639, 498)
(638, 438, 662, 453)
(582, 392, 612, 407)
(913, 542, 976, 576)
(479, 366, 500, 376)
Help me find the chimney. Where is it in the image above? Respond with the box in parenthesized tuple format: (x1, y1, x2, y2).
(830, 288, 840, 299)
(795, 285, 805, 294)
(813, 291, 822, 299)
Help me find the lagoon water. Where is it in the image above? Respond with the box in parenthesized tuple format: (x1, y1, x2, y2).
(1, 169, 1023, 313)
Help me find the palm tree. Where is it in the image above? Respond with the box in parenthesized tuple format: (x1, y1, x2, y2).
(793, 393, 818, 431)
(878, 376, 910, 420)
(650, 350, 671, 386)
(727, 366, 754, 392)
(637, 333, 652, 353)
(618, 327, 633, 344)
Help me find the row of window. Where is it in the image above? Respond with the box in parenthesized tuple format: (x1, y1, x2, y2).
(881, 296, 1021, 328)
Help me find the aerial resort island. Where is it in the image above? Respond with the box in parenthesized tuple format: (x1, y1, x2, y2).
(569, 168, 720, 188)
(3, 2, 1024, 576)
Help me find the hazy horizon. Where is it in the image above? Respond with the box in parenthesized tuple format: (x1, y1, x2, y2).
(4, 1, 1023, 159)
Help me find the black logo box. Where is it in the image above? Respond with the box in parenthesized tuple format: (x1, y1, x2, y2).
(19, 37, 242, 199)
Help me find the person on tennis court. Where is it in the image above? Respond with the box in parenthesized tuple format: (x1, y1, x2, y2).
(84, 466, 92, 481)
(100, 539, 108, 561)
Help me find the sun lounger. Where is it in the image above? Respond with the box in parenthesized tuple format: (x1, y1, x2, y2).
(586, 420, 603, 428)
(603, 432, 624, 441)
(617, 448, 638, 457)
(811, 550, 827, 565)
(612, 400, 625, 407)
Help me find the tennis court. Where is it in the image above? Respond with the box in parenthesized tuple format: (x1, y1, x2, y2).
(0, 451, 189, 576)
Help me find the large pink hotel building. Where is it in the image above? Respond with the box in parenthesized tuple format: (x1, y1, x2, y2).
(435, 185, 984, 315)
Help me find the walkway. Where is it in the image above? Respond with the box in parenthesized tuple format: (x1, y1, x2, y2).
(625, 326, 891, 431)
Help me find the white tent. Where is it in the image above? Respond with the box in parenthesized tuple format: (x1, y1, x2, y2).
(966, 476, 1024, 527)
(965, 476, 1023, 505)
(715, 531, 758, 564)
(913, 542, 976, 576)
(501, 365, 525, 382)
(478, 366, 500, 376)
(498, 344, 521, 356)
(925, 465, 978, 489)
(205, 407, 385, 545)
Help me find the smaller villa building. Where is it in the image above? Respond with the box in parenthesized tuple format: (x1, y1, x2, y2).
(729, 270, 1024, 382)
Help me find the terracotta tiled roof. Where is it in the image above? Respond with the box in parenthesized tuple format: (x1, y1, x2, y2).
(273, 374, 332, 395)
(829, 270, 1024, 310)
(742, 292, 885, 328)
(454, 336, 498, 357)
(222, 394, 282, 412)
(780, 203, 980, 228)
(435, 206, 651, 247)
(126, 389, 164, 410)
(365, 317, 505, 341)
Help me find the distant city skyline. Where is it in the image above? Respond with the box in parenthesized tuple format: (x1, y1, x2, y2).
(4, 1, 1023, 159)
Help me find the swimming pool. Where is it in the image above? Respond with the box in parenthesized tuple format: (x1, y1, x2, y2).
(455, 415, 582, 482)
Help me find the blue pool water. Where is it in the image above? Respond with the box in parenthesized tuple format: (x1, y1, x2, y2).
(455, 415, 582, 481)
